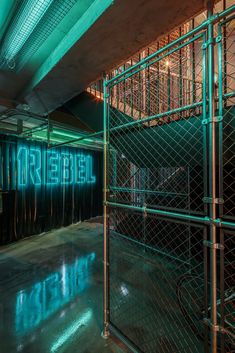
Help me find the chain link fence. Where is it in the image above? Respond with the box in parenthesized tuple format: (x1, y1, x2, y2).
(103, 5, 235, 353)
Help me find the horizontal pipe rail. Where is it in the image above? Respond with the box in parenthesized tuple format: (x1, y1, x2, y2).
(107, 201, 235, 229)
(110, 186, 188, 197)
(49, 130, 103, 149)
(109, 33, 205, 87)
(106, 4, 235, 86)
(50, 101, 203, 148)
(22, 123, 48, 136)
(109, 323, 143, 353)
(51, 88, 235, 148)
(106, 201, 211, 224)
(215, 219, 235, 230)
(110, 102, 203, 132)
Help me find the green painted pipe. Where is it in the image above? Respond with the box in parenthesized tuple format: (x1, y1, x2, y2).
(106, 201, 210, 224)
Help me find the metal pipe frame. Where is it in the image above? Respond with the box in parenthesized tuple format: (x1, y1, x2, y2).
(109, 323, 143, 353)
(22, 122, 48, 136)
(106, 4, 235, 86)
(103, 75, 110, 338)
(106, 201, 211, 225)
(46, 90, 234, 150)
(48, 130, 103, 149)
(103, 5, 235, 352)
(207, 5, 218, 352)
(110, 186, 188, 198)
(109, 33, 205, 88)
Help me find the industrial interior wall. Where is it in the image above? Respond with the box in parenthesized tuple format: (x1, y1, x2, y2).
(0, 134, 103, 245)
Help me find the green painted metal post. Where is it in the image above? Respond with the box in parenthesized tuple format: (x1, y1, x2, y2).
(202, 32, 210, 353)
(103, 74, 110, 339)
(217, 22, 225, 352)
(207, 5, 218, 353)
(101, 6, 235, 352)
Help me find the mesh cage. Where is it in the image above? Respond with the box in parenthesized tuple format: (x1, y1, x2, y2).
(219, 16, 235, 221)
(108, 35, 206, 217)
(104, 6, 235, 353)
(109, 208, 205, 353)
(221, 231, 235, 352)
(217, 16, 235, 353)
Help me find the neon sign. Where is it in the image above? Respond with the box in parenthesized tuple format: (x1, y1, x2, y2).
(17, 146, 96, 187)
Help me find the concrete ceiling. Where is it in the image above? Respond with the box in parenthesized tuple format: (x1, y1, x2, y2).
(0, 0, 212, 115)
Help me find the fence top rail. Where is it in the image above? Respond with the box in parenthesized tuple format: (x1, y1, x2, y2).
(108, 32, 205, 89)
(105, 4, 235, 87)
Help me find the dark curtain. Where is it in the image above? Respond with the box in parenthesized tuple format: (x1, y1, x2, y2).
(0, 135, 103, 245)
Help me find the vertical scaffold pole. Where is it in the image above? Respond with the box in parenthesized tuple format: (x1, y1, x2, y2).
(103, 74, 110, 338)
(207, 3, 218, 353)
(217, 21, 225, 352)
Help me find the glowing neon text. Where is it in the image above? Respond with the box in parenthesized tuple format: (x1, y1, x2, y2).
(17, 146, 96, 187)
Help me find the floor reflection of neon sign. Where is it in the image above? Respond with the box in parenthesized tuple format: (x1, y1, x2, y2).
(51, 309, 92, 353)
(17, 146, 96, 187)
(15, 253, 96, 336)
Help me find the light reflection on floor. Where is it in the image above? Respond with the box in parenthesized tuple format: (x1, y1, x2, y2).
(0, 221, 128, 353)
(15, 253, 96, 336)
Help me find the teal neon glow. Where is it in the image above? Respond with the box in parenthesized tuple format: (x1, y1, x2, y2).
(29, 148, 41, 185)
(15, 253, 96, 336)
(61, 153, 73, 184)
(75, 154, 86, 184)
(86, 155, 96, 183)
(32, 131, 98, 145)
(46, 151, 59, 185)
(2, 0, 53, 63)
(17, 147, 28, 186)
(51, 309, 92, 353)
(17, 145, 96, 187)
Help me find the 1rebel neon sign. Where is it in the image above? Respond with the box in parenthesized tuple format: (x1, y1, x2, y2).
(17, 146, 96, 187)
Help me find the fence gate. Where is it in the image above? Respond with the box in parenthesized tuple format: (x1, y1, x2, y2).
(103, 6, 235, 353)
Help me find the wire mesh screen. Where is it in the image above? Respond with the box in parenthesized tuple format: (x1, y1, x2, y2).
(217, 17, 235, 353)
(108, 36, 205, 217)
(219, 17, 235, 221)
(221, 231, 235, 352)
(109, 208, 205, 353)
(104, 7, 235, 353)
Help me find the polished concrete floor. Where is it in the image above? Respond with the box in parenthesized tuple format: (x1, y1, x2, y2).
(0, 220, 130, 353)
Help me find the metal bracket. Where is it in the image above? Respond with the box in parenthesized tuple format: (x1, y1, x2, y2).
(213, 218, 222, 227)
(215, 35, 222, 43)
(203, 318, 223, 332)
(202, 116, 223, 125)
(203, 197, 224, 204)
(143, 203, 147, 218)
(103, 188, 110, 194)
(202, 37, 215, 50)
(203, 240, 224, 250)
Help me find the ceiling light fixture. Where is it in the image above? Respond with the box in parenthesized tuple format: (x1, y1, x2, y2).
(1, 0, 53, 68)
